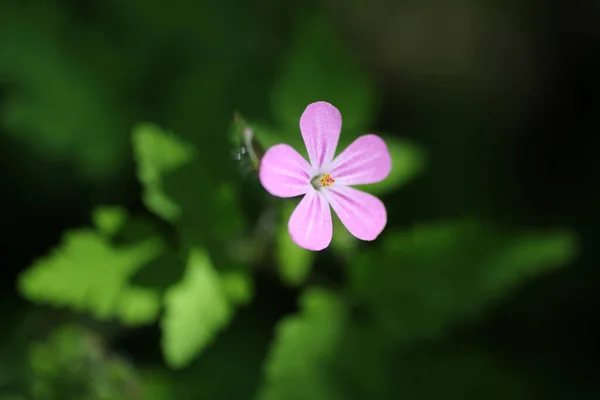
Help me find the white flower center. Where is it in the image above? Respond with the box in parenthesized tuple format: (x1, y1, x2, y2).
(310, 173, 335, 190)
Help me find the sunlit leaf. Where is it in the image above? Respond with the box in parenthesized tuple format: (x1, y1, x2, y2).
(161, 249, 234, 369)
(271, 13, 377, 139)
(115, 286, 162, 325)
(144, 302, 271, 400)
(350, 219, 578, 345)
(92, 206, 127, 237)
(132, 123, 196, 222)
(18, 230, 164, 325)
(276, 201, 315, 286)
(256, 288, 347, 400)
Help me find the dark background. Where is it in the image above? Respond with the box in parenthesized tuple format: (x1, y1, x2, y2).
(1, 0, 599, 399)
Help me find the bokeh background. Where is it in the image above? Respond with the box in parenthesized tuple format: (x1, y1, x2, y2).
(1, 0, 599, 399)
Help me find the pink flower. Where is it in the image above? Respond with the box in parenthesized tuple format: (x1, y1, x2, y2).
(259, 101, 392, 251)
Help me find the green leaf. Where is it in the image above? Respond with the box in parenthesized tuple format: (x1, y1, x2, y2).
(220, 271, 254, 306)
(256, 288, 347, 400)
(276, 201, 315, 286)
(132, 123, 196, 222)
(482, 232, 577, 296)
(92, 206, 127, 236)
(129, 248, 185, 294)
(132, 122, 245, 263)
(18, 230, 164, 325)
(270, 13, 377, 138)
(143, 300, 273, 400)
(350, 219, 577, 345)
(115, 286, 162, 325)
(158, 155, 245, 260)
(332, 327, 537, 399)
(161, 249, 234, 369)
(248, 123, 287, 152)
(361, 137, 427, 195)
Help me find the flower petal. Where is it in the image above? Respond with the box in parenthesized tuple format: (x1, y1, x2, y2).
(299, 101, 342, 171)
(288, 190, 332, 251)
(325, 185, 387, 241)
(259, 144, 311, 198)
(331, 134, 392, 186)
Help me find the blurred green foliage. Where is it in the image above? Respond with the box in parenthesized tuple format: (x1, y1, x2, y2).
(276, 201, 315, 286)
(161, 249, 240, 369)
(362, 137, 426, 196)
(132, 124, 196, 223)
(92, 207, 128, 237)
(0, 1, 131, 181)
(0, 0, 594, 399)
(28, 326, 139, 400)
(18, 229, 164, 326)
(270, 14, 377, 141)
(350, 220, 576, 346)
(257, 289, 347, 400)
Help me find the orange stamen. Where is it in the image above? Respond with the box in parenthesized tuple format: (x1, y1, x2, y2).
(318, 173, 335, 187)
